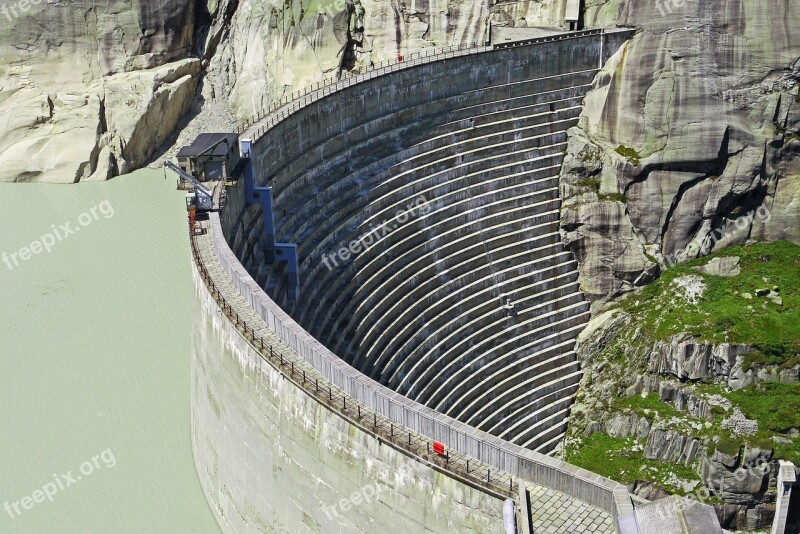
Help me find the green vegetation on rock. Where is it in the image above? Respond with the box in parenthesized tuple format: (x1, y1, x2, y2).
(615, 145, 641, 166)
(575, 178, 601, 193)
(566, 433, 700, 493)
(599, 192, 627, 203)
(727, 382, 800, 434)
(565, 241, 800, 504)
(613, 392, 681, 420)
(624, 241, 800, 366)
(713, 435, 742, 457)
(774, 438, 800, 465)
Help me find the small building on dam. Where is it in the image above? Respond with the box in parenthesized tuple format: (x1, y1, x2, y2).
(188, 28, 731, 534)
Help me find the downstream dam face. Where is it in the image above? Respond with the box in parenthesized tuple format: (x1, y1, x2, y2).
(191, 30, 645, 534)
(225, 31, 630, 452)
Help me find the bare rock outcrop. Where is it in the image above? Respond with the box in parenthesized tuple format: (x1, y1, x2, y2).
(0, 0, 575, 181)
(699, 447, 771, 505)
(649, 337, 750, 382)
(644, 428, 699, 466)
(560, 0, 800, 307)
(0, 0, 199, 182)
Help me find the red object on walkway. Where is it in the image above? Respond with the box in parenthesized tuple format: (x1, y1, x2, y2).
(433, 441, 445, 455)
(397, 55, 404, 62)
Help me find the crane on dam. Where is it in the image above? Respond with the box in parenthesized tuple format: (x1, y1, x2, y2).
(170, 132, 240, 213)
(164, 160, 214, 213)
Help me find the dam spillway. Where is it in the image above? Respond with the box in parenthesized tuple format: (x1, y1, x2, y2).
(224, 31, 630, 452)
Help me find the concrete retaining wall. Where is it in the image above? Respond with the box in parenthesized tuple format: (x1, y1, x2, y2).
(209, 211, 636, 530)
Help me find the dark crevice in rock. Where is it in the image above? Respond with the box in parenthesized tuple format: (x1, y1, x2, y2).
(623, 127, 736, 202)
(658, 127, 737, 253)
(98, 94, 107, 134)
(199, 0, 239, 63)
(659, 173, 713, 252)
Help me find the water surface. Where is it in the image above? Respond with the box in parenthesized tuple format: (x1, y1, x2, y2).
(0, 169, 219, 533)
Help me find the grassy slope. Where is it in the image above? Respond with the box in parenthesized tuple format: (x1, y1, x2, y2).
(565, 433, 701, 495)
(567, 241, 800, 487)
(623, 241, 800, 366)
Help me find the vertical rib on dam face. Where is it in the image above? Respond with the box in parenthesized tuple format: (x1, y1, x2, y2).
(227, 32, 632, 452)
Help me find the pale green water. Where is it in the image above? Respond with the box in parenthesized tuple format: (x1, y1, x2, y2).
(0, 169, 219, 533)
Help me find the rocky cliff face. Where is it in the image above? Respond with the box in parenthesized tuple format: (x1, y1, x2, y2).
(0, 0, 200, 182)
(0, 0, 572, 182)
(560, 0, 800, 307)
(165, 0, 571, 156)
(554, 4, 800, 529)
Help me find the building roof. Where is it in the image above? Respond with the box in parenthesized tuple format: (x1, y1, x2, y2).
(177, 133, 238, 158)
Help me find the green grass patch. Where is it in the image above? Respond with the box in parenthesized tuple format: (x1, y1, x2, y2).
(713, 436, 742, 457)
(599, 192, 627, 203)
(566, 433, 700, 492)
(726, 382, 800, 434)
(742, 348, 800, 372)
(621, 241, 800, 363)
(575, 178, 601, 193)
(615, 145, 641, 166)
(567, 433, 641, 483)
(614, 393, 681, 420)
(773, 438, 800, 465)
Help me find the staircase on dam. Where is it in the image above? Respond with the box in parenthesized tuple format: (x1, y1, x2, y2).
(227, 34, 624, 453)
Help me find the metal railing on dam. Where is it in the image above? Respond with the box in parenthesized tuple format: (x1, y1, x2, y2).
(236, 28, 606, 142)
(191, 222, 519, 501)
(207, 27, 640, 532)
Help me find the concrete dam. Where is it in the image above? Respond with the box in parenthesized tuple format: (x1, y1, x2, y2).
(225, 30, 628, 453)
(188, 29, 707, 534)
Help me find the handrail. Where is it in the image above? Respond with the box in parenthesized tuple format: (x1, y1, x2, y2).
(205, 208, 631, 524)
(235, 29, 608, 144)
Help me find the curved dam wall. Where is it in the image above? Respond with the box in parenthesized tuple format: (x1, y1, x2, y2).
(191, 260, 507, 533)
(192, 210, 634, 533)
(225, 31, 632, 452)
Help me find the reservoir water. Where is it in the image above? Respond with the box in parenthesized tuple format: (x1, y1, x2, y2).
(0, 169, 219, 533)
